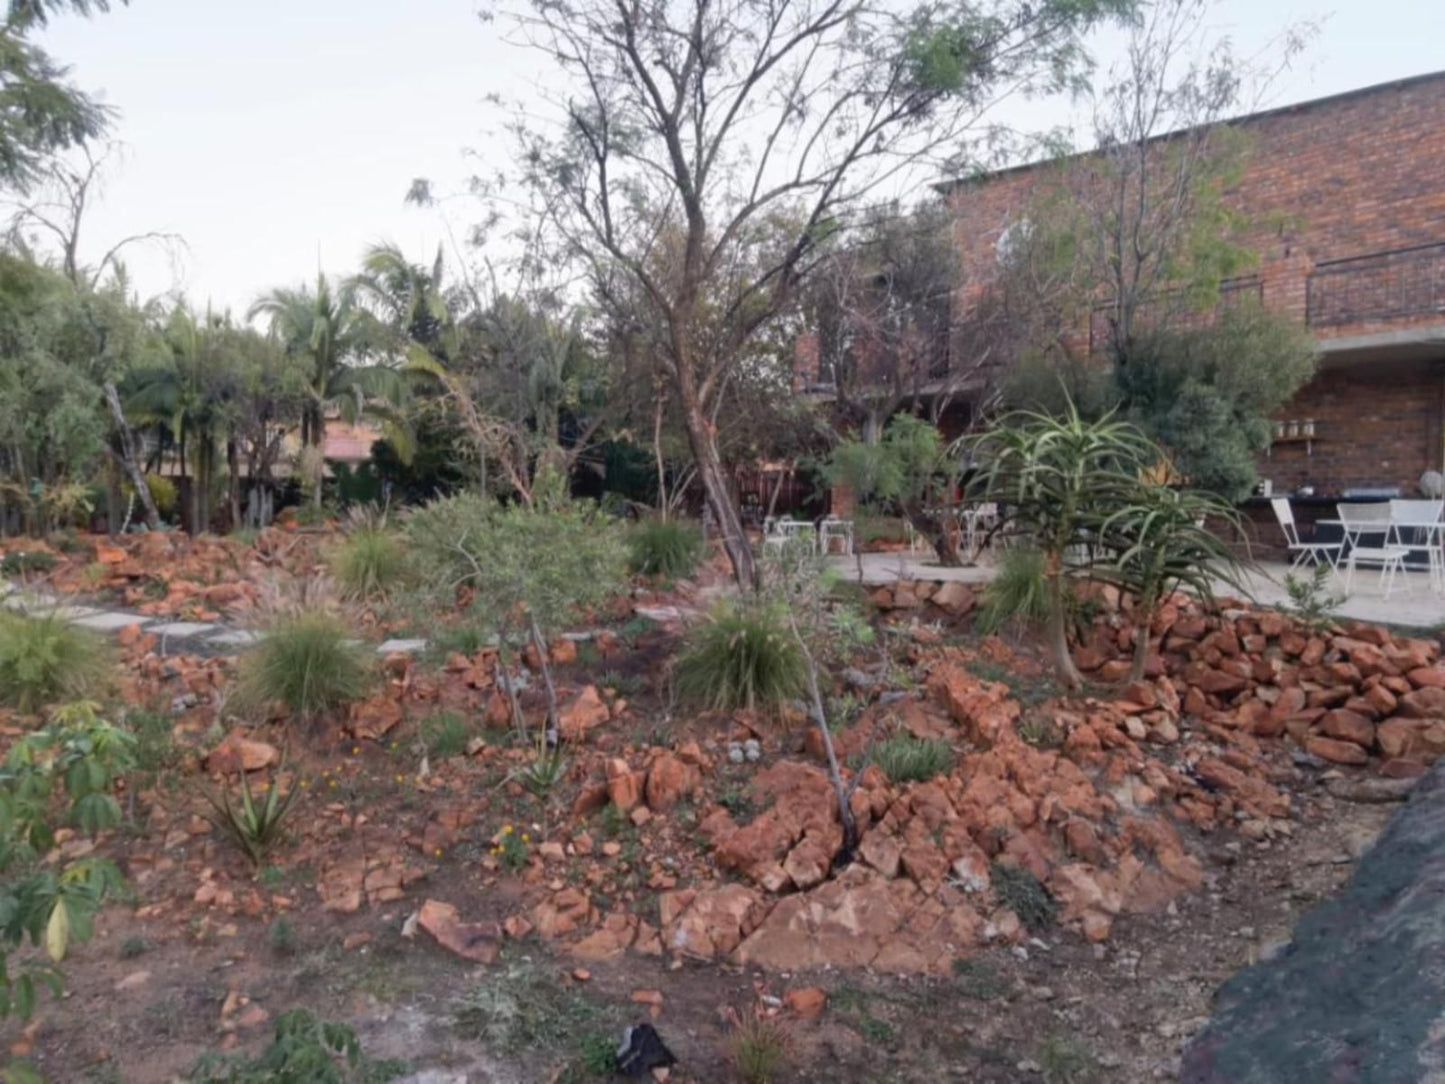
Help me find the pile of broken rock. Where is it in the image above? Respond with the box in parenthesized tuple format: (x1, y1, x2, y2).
(512, 594, 1444, 978)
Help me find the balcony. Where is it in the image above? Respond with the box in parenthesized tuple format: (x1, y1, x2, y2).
(1307, 242, 1445, 328)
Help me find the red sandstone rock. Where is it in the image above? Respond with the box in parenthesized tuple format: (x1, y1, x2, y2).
(606, 758, 643, 811)
(645, 751, 701, 811)
(1305, 735, 1369, 766)
(417, 899, 501, 964)
(559, 685, 609, 741)
(1317, 709, 1376, 749)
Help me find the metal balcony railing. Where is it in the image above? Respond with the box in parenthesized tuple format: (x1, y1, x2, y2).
(1307, 241, 1445, 328)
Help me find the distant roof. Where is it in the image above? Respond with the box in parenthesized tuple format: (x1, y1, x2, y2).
(936, 68, 1445, 193)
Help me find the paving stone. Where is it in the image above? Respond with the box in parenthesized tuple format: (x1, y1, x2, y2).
(147, 621, 219, 638)
(376, 638, 427, 654)
(206, 629, 259, 647)
(72, 611, 152, 632)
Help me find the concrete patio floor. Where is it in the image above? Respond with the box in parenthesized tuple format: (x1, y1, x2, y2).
(830, 552, 1445, 631)
(1228, 562, 1445, 631)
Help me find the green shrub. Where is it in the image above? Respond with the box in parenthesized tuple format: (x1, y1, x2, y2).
(0, 550, 57, 577)
(331, 527, 408, 600)
(1, 703, 134, 1020)
(421, 711, 471, 759)
(190, 1008, 406, 1083)
(237, 614, 371, 720)
(0, 612, 112, 712)
(976, 547, 1051, 634)
(627, 519, 703, 579)
(991, 861, 1058, 930)
(144, 475, 178, 517)
(675, 600, 806, 713)
(868, 735, 952, 783)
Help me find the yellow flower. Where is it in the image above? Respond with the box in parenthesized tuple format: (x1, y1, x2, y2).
(394, 774, 404, 783)
(351, 746, 360, 755)
(328, 780, 338, 789)
(521, 834, 531, 843)
(433, 848, 443, 857)
(502, 825, 513, 834)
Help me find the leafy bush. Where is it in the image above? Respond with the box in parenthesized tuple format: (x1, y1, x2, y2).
(627, 519, 703, 579)
(237, 614, 372, 721)
(868, 735, 952, 783)
(203, 767, 299, 868)
(190, 1008, 406, 1083)
(143, 474, 178, 517)
(0, 612, 112, 712)
(675, 600, 807, 713)
(0, 703, 135, 1020)
(0, 551, 57, 577)
(975, 547, 1051, 634)
(330, 526, 408, 600)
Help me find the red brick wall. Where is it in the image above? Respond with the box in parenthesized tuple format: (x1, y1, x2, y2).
(1262, 361, 1443, 494)
(942, 72, 1445, 496)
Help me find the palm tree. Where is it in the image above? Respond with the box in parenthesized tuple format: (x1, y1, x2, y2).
(124, 304, 233, 533)
(249, 272, 427, 507)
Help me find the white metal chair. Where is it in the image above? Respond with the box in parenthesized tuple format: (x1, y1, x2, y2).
(1388, 499, 1445, 590)
(1338, 502, 1408, 598)
(1270, 498, 1340, 571)
(819, 516, 854, 556)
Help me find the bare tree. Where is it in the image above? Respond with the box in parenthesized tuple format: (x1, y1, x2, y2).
(4, 143, 182, 288)
(488, 0, 1135, 586)
(1033, 0, 1317, 366)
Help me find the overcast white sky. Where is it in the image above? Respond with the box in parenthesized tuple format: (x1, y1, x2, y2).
(35, 0, 1443, 315)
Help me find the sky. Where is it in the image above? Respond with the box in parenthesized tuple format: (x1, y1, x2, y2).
(34, 0, 1444, 315)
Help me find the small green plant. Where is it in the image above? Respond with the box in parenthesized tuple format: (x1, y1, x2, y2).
(490, 825, 531, 871)
(952, 958, 1008, 1000)
(574, 641, 603, 669)
(0, 550, 57, 577)
(717, 787, 755, 821)
(627, 518, 703, 579)
(268, 916, 296, 956)
(616, 615, 657, 645)
(514, 748, 567, 799)
(331, 526, 409, 600)
(574, 1033, 618, 1076)
(120, 934, 149, 959)
(598, 669, 644, 698)
(420, 712, 470, 759)
(675, 600, 807, 713)
(125, 708, 183, 777)
(976, 546, 1051, 634)
(1018, 715, 1062, 748)
(597, 803, 630, 839)
(189, 1008, 406, 1083)
(237, 614, 372, 721)
(866, 735, 952, 784)
(0, 612, 113, 713)
(202, 768, 300, 869)
(454, 960, 620, 1051)
(1284, 561, 1344, 633)
(990, 861, 1058, 930)
(1037, 1032, 1100, 1084)
(729, 1010, 791, 1084)
(427, 623, 491, 660)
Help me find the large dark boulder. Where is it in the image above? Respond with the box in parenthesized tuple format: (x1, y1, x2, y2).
(1182, 764, 1445, 1083)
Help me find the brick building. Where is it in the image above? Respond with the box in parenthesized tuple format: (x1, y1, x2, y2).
(935, 69, 1445, 506)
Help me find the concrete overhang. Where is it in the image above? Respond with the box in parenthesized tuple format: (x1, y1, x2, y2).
(1315, 325, 1445, 368)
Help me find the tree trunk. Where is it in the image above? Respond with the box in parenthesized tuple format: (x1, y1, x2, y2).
(103, 382, 161, 531)
(227, 439, 241, 531)
(677, 391, 755, 588)
(529, 615, 561, 750)
(1046, 566, 1083, 689)
(789, 612, 859, 861)
(1129, 617, 1152, 683)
